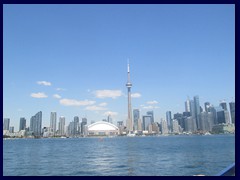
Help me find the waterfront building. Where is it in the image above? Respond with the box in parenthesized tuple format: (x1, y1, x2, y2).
(147, 111, 154, 123)
(194, 95, 201, 129)
(229, 102, 235, 124)
(161, 119, 168, 135)
(217, 110, 226, 124)
(142, 115, 152, 131)
(183, 111, 191, 117)
(74, 116, 80, 135)
(204, 102, 211, 112)
(137, 118, 142, 131)
(126, 62, 133, 132)
(3, 118, 10, 130)
(9, 126, 14, 133)
(107, 115, 112, 124)
(220, 101, 228, 111)
(30, 111, 42, 136)
(172, 120, 179, 134)
(212, 123, 235, 134)
(152, 122, 160, 134)
(224, 110, 231, 124)
(208, 105, 218, 125)
(190, 100, 195, 118)
(166, 111, 172, 132)
(199, 112, 208, 131)
(133, 109, 140, 131)
(58, 116, 65, 136)
(19, 117, 26, 131)
(174, 113, 184, 131)
(184, 116, 197, 133)
(185, 98, 191, 112)
(206, 112, 214, 131)
(87, 121, 119, 136)
(81, 118, 87, 135)
(50, 112, 57, 135)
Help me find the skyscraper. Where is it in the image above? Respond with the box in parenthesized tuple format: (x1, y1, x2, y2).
(166, 111, 172, 131)
(142, 115, 152, 131)
(74, 116, 80, 135)
(204, 102, 210, 112)
(229, 102, 235, 124)
(58, 116, 65, 136)
(147, 111, 154, 123)
(185, 99, 191, 112)
(194, 95, 200, 129)
(81, 118, 87, 135)
(3, 118, 10, 130)
(220, 101, 228, 111)
(126, 62, 133, 132)
(50, 112, 57, 135)
(30, 111, 42, 136)
(133, 109, 140, 131)
(19, 117, 26, 131)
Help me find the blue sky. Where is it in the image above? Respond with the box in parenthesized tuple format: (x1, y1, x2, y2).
(3, 4, 235, 129)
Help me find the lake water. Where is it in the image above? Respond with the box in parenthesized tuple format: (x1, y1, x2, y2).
(3, 134, 235, 176)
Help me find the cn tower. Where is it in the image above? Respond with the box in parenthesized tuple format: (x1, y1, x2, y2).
(126, 61, 133, 132)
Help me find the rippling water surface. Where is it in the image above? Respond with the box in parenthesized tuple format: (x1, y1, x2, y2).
(3, 134, 235, 176)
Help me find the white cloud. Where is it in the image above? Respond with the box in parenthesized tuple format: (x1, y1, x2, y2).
(37, 81, 51, 86)
(30, 92, 48, 98)
(103, 111, 118, 116)
(60, 99, 95, 106)
(85, 106, 107, 111)
(146, 100, 158, 105)
(17, 108, 23, 112)
(99, 102, 107, 106)
(53, 94, 61, 99)
(94, 90, 122, 99)
(56, 88, 66, 91)
(131, 93, 141, 98)
(142, 106, 160, 109)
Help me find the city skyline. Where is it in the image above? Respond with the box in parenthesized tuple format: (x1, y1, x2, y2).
(3, 4, 235, 129)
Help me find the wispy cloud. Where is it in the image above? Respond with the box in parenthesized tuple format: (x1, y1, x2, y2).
(85, 105, 107, 111)
(53, 94, 61, 99)
(142, 105, 160, 109)
(99, 102, 107, 106)
(56, 88, 66, 91)
(37, 81, 51, 86)
(131, 93, 141, 98)
(30, 92, 48, 98)
(103, 111, 118, 116)
(146, 100, 158, 105)
(94, 90, 122, 99)
(60, 99, 95, 106)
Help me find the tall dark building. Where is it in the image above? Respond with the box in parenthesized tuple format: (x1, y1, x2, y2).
(217, 110, 226, 124)
(220, 102, 228, 111)
(3, 118, 10, 130)
(147, 111, 154, 123)
(194, 95, 200, 129)
(174, 113, 184, 130)
(74, 116, 80, 135)
(81, 118, 87, 134)
(229, 102, 235, 124)
(30, 111, 42, 136)
(133, 109, 140, 131)
(166, 111, 172, 131)
(19, 117, 26, 131)
(142, 115, 152, 131)
(204, 102, 211, 112)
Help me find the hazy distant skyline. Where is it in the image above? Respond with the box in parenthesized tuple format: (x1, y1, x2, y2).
(3, 4, 235, 129)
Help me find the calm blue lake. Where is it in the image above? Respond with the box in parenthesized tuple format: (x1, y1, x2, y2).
(3, 134, 235, 176)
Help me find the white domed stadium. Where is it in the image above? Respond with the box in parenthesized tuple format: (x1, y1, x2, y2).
(87, 121, 119, 136)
